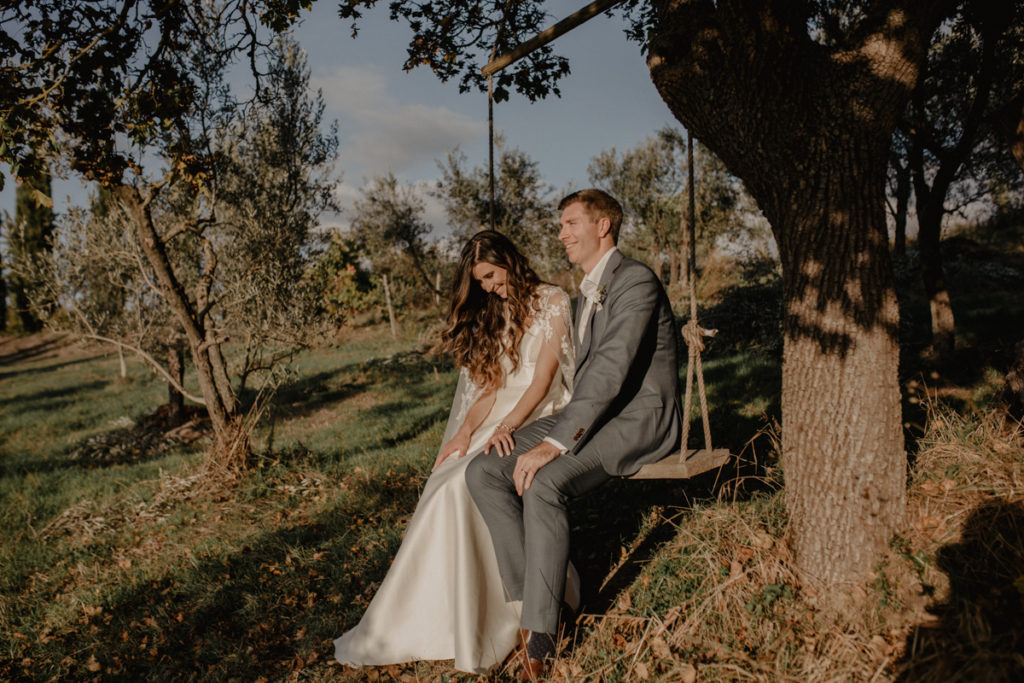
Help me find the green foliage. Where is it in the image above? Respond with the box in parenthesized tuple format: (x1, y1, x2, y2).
(8, 169, 55, 332)
(702, 257, 784, 355)
(434, 138, 565, 278)
(349, 172, 445, 313)
(588, 128, 757, 284)
(24, 36, 339, 405)
(307, 233, 378, 319)
(337, 0, 567, 102)
(211, 36, 341, 386)
(900, 2, 1024, 215)
(0, 1, 310, 188)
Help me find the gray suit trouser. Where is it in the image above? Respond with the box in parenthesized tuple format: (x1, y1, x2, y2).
(465, 414, 611, 634)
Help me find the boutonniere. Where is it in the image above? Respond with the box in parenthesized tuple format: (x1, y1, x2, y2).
(594, 283, 607, 310)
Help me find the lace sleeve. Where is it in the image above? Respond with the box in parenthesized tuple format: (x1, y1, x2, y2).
(532, 285, 576, 393)
(437, 366, 484, 456)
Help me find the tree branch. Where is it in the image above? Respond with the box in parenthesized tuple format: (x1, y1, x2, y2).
(84, 334, 206, 405)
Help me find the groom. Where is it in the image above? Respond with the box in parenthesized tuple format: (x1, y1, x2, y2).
(466, 189, 682, 678)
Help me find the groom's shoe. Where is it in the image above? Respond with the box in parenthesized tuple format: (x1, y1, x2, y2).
(518, 654, 547, 681)
(502, 629, 530, 674)
(518, 631, 556, 681)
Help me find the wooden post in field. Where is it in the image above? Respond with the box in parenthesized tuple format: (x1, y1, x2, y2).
(382, 273, 398, 339)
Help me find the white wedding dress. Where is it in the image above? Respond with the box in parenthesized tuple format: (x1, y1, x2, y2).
(334, 285, 577, 674)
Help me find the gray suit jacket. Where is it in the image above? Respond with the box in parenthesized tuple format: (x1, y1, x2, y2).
(546, 250, 682, 476)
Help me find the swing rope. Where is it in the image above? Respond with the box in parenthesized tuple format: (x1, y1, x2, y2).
(678, 131, 717, 458)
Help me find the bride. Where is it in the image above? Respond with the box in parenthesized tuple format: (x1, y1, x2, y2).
(334, 230, 577, 674)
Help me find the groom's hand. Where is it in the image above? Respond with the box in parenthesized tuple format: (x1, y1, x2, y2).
(513, 441, 561, 496)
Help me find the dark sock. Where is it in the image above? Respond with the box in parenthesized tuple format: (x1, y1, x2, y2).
(526, 631, 556, 661)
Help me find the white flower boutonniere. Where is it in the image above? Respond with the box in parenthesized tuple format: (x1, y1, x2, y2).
(581, 279, 607, 311)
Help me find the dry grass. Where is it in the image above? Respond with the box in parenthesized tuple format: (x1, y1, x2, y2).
(499, 399, 1024, 682)
(325, 396, 1024, 682)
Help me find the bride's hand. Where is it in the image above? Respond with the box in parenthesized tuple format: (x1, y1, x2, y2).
(485, 422, 516, 457)
(434, 432, 470, 470)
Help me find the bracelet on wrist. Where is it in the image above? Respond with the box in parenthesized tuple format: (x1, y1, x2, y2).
(496, 422, 516, 434)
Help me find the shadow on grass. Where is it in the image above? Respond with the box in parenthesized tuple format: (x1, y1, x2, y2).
(252, 368, 371, 423)
(1, 380, 109, 419)
(6, 463, 429, 680)
(0, 335, 70, 367)
(894, 498, 1024, 681)
(0, 353, 106, 382)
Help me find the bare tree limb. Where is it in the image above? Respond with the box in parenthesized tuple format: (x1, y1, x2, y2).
(84, 334, 207, 405)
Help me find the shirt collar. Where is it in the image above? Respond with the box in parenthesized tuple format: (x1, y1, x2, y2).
(582, 246, 618, 289)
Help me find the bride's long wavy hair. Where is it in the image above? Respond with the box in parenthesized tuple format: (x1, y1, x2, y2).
(442, 231, 542, 391)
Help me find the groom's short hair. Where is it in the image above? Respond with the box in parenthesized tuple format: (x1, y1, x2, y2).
(559, 189, 624, 244)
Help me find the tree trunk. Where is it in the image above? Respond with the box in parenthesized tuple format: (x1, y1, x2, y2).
(668, 251, 681, 288)
(167, 342, 185, 427)
(892, 161, 910, 258)
(207, 337, 237, 414)
(916, 204, 956, 359)
(652, 253, 666, 284)
(382, 273, 398, 339)
(646, 0, 931, 595)
(1005, 339, 1024, 418)
(777, 166, 905, 590)
(118, 345, 127, 380)
(113, 184, 242, 457)
(996, 97, 1024, 172)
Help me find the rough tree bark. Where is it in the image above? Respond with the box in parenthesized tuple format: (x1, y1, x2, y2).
(646, 1, 938, 595)
(168, 342, 185, 428)
(913, 198, 956, 358)
(113, 184, 243, 457)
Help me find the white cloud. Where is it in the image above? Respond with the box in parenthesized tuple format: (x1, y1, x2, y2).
(312, 65, 484, 175)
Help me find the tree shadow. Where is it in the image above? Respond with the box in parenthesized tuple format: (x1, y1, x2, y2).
(0, 381, 196, 477)
(0, 334, 69, 366)
(252, 368, 371, 424)
(1, 380, 110, 418)
(568, 474, 723, 621)
(0, 353, 105, 381)
(894, 498, 1024, 682)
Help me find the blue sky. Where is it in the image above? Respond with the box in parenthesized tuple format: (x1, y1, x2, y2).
(1, 1, 680, 234)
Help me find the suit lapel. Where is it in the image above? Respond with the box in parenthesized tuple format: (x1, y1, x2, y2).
(575, 250, 623, 377)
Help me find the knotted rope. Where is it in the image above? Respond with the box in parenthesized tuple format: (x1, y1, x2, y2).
(679, 276, 717, 457)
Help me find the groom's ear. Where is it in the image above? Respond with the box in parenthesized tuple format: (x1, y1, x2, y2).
(597, 216, 611, 238)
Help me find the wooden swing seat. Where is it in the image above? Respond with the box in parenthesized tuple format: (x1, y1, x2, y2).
(629, 448, 731, 480)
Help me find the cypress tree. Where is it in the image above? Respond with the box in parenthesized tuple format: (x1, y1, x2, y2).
(10, 169, 55, 332)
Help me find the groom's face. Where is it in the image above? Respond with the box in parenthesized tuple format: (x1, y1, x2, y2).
(559, 201, 605, 272)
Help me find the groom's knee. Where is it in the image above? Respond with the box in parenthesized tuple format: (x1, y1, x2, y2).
(523, 469, 567, 510)
(465, 452, 499, 499)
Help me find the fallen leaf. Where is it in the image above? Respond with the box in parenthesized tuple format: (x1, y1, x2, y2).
(677, 662, 697, 683)
(634, 661, 650, 679)
(650, 636, 672, 660)
(86, 655, 101, 672)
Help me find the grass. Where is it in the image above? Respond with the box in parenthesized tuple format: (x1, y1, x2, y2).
(1, 238, 1023, 681)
